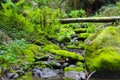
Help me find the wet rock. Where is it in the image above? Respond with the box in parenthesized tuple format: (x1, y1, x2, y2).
(33, 68, 59, 78)
(79, 72, 86, 80)
(6, 73, 15, 79)
(6, 73, 19, 79)
(33, 68, 41, 78)
(69, 65, 76, 68)
(13, 73, 19, 78)
(62, 62, 69, 67)
(41, 61, 49, 65)
(16, 70, 25, 75)
(56, 62, 61, 68)
(64, 71, 86, 80)
(40, 68, 58, 78)
(71, 37, 78, 42)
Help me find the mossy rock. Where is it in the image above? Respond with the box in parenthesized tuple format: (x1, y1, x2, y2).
(76, 62, 84, 67)
(78, 43, 85, 50)
(64, 66, 84, 72)
(52, 50, 84, 61)
(42, 44, 60, 52)
(42, 45, 84, 61)
(67, 45, 80, 49)
(78, 33, 90, 41)
(74, 28, 87, 33)
(57, 36, 71, 43)
(64, 61, 85, 72)
(85, 26, 120, 73)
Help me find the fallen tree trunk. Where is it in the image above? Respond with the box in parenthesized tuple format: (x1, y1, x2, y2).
(59, 16, 120, 24)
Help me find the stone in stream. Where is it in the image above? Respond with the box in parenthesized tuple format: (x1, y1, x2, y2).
(64, 71, 86, 80)
(33, 68, 60, 78)
(85, 26, 120, 75)
(6, 73, 19, 79)
(40, 68, 58, 78)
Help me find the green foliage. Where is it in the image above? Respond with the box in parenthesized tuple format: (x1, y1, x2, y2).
(0, 0, 74, 44)
(28, 6, 62, 36)
(0, 39, 41, 71)
(97, 5, 120, 17)
(19, 71, 33, 80)
(56, 25, 75, 43)
(69, 9, 86, 18)
(0, 2, 34, 39)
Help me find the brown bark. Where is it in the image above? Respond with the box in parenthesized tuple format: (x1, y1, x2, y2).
(59, 17, 120, 24)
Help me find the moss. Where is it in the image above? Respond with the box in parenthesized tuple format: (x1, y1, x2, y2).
(57, 36, 71, 43)
(42, 45, 84, 61)
(87, 47, 120, 72)
(85, 26, 120, 73)
(42, 44, 60, 52)
(27, 44, 41, 54)
(22, 49, 35, 63)
(64, 66, 84, 72)
(78, 33, 90, 41)
(78, 43, 85, 49)
(76, 62, 84, 67)
(74, 28, 87, 33)
(67, 45, 80, 49)
(51, 50, 84, 61)
(20, 44, 41, 64)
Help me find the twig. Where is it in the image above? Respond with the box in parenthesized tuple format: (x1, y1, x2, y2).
(87, 70, 96, 80)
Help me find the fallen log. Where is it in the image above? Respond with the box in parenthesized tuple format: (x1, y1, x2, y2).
(59, 16, 120, 24)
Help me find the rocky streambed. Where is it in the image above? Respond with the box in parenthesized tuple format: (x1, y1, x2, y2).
(1, 25, 120, 80)
(0, 26, 89, 80)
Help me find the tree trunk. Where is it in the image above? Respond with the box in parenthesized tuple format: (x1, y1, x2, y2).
(59, 17, 120, 24)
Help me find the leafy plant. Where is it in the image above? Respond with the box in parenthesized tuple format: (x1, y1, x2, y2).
(0, 2, 34, 39)
(69, 9, 86, 18)
(0, 39, 40, 72)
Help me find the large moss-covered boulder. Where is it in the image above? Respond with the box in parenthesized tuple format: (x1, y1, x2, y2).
(85, 26, 120, 73)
